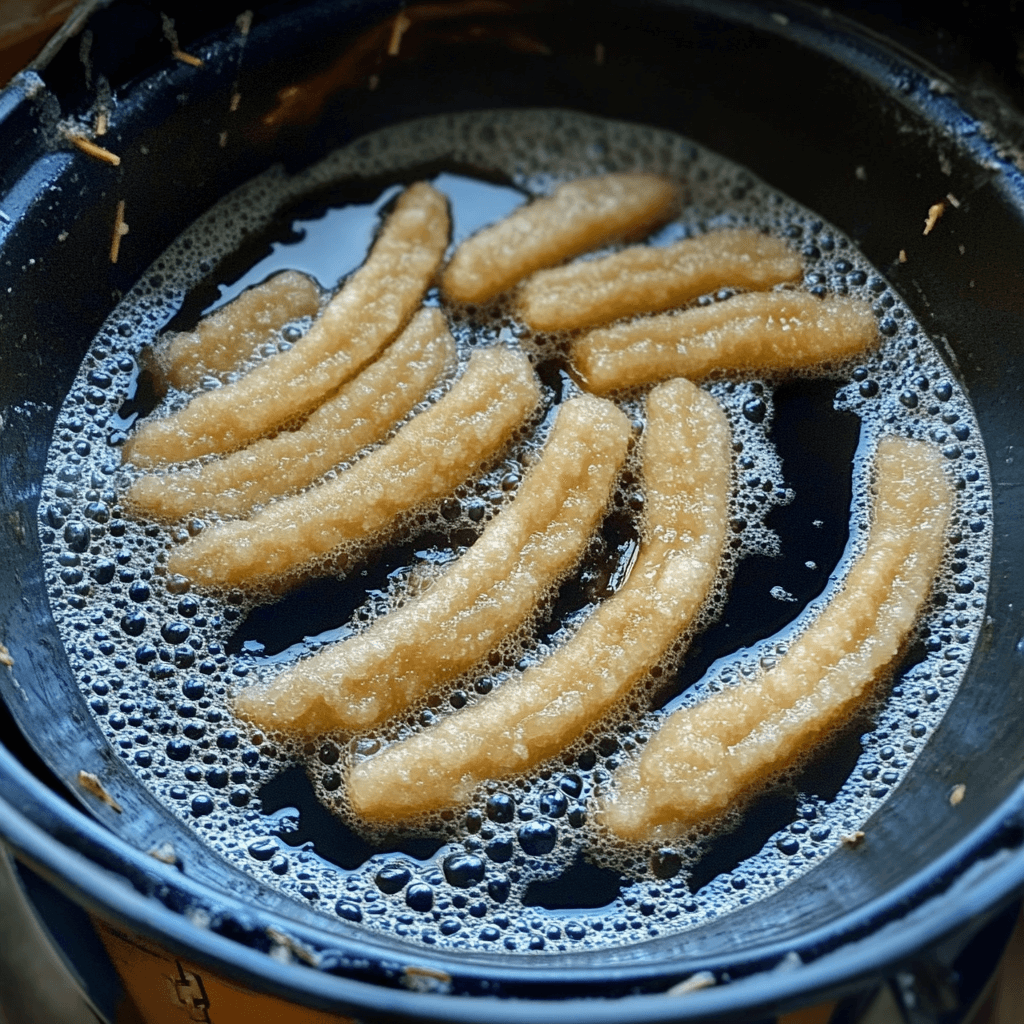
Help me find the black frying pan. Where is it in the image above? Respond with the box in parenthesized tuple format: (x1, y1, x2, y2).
(2, 2, 1024, 1021)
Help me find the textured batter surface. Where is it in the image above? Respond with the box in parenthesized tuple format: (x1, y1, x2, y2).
(127, 308, 456, 520)
(600, 435, 953, 839)
(167, 347, 539, 589)
(441, 173, 681, 305)
(347, 378, 731, 820)
(573, 291, 877, 394)
(125, 182, 450, 467)
(159, 270, 321, 390)
(518, 229, 802, 332)
(234, 394, 631, 734)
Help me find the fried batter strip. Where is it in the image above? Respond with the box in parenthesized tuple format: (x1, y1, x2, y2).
(347, 378, 730, 820)
(519, 229, 802, 332)
(125, 182, 449, 467)
(234, 393, 631, 733)
(167, 347, 539, 589)
(159, 270, 321, 390)
(127, 308, 456, 520)
(441, 173, 682, 305)
(600, 435, 952, 840)
(573, 291, 876, 394)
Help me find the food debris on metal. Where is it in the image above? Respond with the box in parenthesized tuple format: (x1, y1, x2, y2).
(147, 841, 178, 864)
(161, 14, 203, 67)
(77, 770, 123, 813)
(63, 129, 121, 166)
(110, 200, 129, 264)
(388, 12, 412, 56)
(668, 970, 717, 995)
(402, 965, 453, 994)
(923, 201, 945, 235)
(265, 926, 320, 966)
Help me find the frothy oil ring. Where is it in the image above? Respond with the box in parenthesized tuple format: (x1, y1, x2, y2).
(39, 110, 991, 954)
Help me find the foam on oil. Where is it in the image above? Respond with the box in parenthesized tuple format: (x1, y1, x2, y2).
(39, 110, 991, 953)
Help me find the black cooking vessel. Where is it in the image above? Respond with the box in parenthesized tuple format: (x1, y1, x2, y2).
(2, 1, 1024, 1020)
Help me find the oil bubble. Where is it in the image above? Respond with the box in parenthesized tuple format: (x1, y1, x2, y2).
(444, 853, 486, 888)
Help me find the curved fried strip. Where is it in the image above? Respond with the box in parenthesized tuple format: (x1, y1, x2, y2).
(159, 271, 321, 391)
(347, 378, 730, 821)
(441, 173, 682, 305)
(519, 229, 802, 332)
(600, 435, 952, 840)
(235, 393, 631, 734)
(167, 347, 540, 589)
(572, 291, 877, 395)
(127, 308, 457, 521)
(125, 182, 450, 468)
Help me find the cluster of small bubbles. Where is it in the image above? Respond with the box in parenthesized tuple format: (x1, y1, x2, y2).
(704, 378, 792, 562)
(38, 110, 991, 953)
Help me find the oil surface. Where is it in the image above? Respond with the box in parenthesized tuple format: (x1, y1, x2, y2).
(38, 110, 992, 953)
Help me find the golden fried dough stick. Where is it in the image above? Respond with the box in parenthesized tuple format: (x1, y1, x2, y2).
(441, 173, 682, 305)
(159, 270, 321, 391)
(600, 435, 952, 840)
(127, 308, 457, 521)
(519, 229, 802, 332)
(347, 378, 730, 821)
(167, 347, 540, 589)
(234, 393, 631, 734)
(573, 291, 877, 395)
(125, 182, 450, 468)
